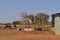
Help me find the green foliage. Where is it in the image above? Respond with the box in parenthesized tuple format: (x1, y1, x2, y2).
(35, 12, 49, 23)
(28, 14, 35, 24)
(12, 21, 20, 25)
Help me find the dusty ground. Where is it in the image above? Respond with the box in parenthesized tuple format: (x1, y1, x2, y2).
(0, 29, 60, 40)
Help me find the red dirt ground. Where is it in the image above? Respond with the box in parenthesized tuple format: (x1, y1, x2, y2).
(0, 29, 60, 40)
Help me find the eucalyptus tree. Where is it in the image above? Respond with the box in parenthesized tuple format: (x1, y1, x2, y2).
(35, 12, 49, 28)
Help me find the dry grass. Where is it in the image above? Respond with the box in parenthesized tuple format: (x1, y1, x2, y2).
(0, 29, 60, 40)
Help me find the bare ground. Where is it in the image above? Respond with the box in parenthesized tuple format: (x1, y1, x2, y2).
(0, 29, 60, 40)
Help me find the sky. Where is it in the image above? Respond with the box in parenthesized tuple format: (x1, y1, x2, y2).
(0, 0, 60, 23)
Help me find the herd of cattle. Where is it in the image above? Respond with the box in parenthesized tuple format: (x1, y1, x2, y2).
(0, 24, 43, 31)
(0, 24, 51, 31)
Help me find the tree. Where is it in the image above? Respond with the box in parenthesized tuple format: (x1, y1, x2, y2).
(12, 21, 21, 28)
(35, 12, 49, 28)
(35, 13, 49, 23)
(28, 14, 35, 24)
(12, 21, 20, 25)
(28, 14, 36, 28)
(21, 12, 28, 21)
(21, 12, 30, 28)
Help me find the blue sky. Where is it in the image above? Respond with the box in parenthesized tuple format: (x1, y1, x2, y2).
(0, 0, 60, 23)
